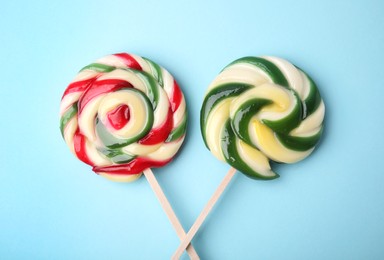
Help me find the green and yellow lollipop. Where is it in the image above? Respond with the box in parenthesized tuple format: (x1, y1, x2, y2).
(173, 56, 325, 259)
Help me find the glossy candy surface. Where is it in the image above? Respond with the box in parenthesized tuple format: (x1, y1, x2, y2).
(201, 56, 325, 180)
(60, 53, 187, 182)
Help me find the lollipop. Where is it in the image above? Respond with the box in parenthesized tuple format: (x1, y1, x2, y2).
(60, 53, 198, 259)
(172, 56, 325, 259)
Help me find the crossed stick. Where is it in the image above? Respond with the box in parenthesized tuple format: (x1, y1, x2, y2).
(143, 169, 200, 259)
(144, 167, 237, 260)
(171, 167, 237, 260)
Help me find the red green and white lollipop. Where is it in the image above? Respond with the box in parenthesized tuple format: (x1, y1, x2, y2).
(60, 53, 198, 259)
(173, 56, 325, 259)
(60, 53, 187, 182)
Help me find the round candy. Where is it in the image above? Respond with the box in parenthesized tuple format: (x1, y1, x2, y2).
(200, 56, 325, 180)
(60, 53, 187, 182)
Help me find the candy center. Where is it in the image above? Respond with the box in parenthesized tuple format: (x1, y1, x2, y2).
(107, 104, 130, 130)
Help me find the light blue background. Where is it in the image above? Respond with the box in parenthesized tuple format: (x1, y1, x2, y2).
(1, 0, 383, 259)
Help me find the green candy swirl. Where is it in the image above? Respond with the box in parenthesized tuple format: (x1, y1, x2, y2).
(201, 56, 325, 180)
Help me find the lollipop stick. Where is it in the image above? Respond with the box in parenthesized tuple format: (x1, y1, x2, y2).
(171, 167, 237, 260)
(143, 168, 199, 260)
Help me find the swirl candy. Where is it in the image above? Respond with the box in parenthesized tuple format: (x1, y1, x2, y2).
(60, 54, 199, 258)
(200, 56, 325, 179)
(172, 57, 325, 259)
(60, 53, 187, 182)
